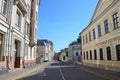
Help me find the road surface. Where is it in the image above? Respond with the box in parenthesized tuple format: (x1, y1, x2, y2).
(18, 62, 109, 80)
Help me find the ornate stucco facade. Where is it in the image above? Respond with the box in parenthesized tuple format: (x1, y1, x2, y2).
(0, 0, 40, 70)
(80, 0, 120, 72)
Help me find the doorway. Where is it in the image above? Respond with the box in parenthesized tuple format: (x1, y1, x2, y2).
(14, 40, 20, 68)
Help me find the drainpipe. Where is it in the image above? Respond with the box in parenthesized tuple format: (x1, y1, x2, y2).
(7, 0, 14, 69)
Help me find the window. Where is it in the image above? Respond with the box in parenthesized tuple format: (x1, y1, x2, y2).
(83, 36, 85, 44)
(35, 28, 37, 38)
(113, 12, 120, 29)
(27, 4, 31, 18)
(0, 33, 3, 61)
(76, 52, 78, 56)
(99, 48, 103, 60)
(93, 29, 96, 39)
(116, 45, 120, 60)
(90, 50, 92, 60)
(83, 52, 85, 60)
(26, 22, 30, 36)
(94, 49, 97, 60)
(86, 51, 88, 60)
(25, 44, 28, 58)
(104, 20, 109, 33)
(0, 0, 7, 14)
(86, 34, 88, 43)
(106, 47, 111, 60)
(16, 11, 21, 26)
(98, 25, 102, 37)
(89, 32, 91, 41)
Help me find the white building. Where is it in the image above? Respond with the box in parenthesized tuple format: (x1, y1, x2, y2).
(68, 42, 82, 63)
(37, 40, 54, 62)
(0, 0, 40, 70)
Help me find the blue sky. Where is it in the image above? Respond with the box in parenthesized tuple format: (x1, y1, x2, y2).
(38, 0, 98, 52)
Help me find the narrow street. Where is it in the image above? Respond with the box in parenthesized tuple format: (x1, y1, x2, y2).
(18, 62, 109, 80)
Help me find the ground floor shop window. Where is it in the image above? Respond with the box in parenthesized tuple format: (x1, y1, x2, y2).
(116, 45, 120, 61)
(0, 33, 3, 61)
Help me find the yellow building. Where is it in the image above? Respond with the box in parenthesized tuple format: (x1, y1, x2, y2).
(59, 52, 67, 62)
(80, 0, 120, 72)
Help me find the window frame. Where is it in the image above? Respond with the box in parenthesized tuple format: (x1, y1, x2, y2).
(94, 49, 97, 60)
(93, 29, 96, 40)
(0, 0, 7, 15)
(89, 32, 91, 41)
(104, 19, 109, 33)
(0, 33, 4, 61)
(98, 25, 102, 37)
(83, 52, 85, 60)
(112, 12, 120, 29)
(16, 10, 21, 27)
(116, 45, 120, 61)
(106, 47, 111, 60)
(76, 52, 79, 56)
(86, 51, 88, 60)
(90, 50, 92, 60)
(86, 34, 88, 43)
(99, 48, 103, 60)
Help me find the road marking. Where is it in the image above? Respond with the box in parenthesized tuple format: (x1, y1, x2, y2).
(59, 68, 65, 80)
(48, 65, 74, 68)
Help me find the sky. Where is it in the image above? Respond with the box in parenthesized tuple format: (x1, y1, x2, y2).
(37, 0, 98, 52)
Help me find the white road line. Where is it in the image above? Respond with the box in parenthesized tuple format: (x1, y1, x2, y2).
(59, 66, 66, 80)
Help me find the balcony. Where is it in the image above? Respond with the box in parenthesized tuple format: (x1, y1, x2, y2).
(14, 0, 27, 16)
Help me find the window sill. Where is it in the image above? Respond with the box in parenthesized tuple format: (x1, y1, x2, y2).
(0, 13, 8, 22)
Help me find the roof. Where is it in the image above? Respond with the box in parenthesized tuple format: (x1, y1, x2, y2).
(37, 39, 53, 46)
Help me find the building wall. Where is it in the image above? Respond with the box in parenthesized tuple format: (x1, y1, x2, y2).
(0, 0, 11, 69)
(68, 44, 81, 62)
(0, 0, 39, 69)
(37, 40, 54, 62)
(81, 0, 120, 72)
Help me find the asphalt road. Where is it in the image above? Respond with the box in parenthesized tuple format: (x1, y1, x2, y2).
(17, 62, 109, 80)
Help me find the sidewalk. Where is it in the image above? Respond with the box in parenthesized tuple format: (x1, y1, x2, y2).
(75, 64, 120, 80)
(0, 62, 51, 80)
